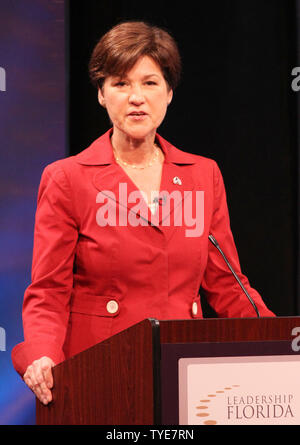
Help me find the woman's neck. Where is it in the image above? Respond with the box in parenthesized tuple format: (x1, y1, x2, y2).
(110, 129, 158, 165)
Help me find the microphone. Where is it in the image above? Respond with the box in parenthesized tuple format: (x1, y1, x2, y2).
(208, 234, 260, 318)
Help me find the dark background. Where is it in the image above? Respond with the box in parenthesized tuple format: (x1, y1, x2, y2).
(67, 0, 299, 317)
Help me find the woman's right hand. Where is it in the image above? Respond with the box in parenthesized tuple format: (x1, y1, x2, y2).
(23, 356, 55, 405)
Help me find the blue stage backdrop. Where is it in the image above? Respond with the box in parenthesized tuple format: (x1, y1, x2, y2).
(0, 0, 66, 424)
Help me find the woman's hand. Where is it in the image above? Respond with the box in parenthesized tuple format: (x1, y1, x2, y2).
(23, 356, 55, 405)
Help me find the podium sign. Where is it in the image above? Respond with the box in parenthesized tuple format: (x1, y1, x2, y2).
(178, 353, 300, 425)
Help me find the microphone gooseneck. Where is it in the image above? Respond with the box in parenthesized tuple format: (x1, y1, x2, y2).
(208, 234, 260, 318)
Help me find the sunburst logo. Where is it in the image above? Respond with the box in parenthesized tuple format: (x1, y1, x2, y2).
(195, 385, 240, 425)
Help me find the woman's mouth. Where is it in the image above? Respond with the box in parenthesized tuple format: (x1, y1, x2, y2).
(128, 111, 148, 121)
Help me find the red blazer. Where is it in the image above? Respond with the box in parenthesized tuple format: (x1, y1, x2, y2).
(11, 129, 274, 376)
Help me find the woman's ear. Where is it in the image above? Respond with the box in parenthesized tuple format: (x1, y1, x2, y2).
(98, 87, 106, 107)
(167, 88, 173, 106)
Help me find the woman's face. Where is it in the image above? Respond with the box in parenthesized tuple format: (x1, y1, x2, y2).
(98, 55, 173, 142)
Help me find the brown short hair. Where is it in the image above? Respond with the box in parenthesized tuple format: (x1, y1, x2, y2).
(88, 21, 181, 91)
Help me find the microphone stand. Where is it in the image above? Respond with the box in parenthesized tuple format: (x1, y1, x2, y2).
(208, 234, 260, 318)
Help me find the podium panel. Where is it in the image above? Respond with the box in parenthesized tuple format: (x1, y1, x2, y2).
(36, 318, 160, 425)
(36, 316, 300, 425)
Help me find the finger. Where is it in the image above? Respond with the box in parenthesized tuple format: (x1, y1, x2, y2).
(41, 362, 54, 389)
(25, 376, 44, 403)
(39, 359, 55, 403)
(24, 365, 40, 394)
(23, 373, 34, 392)
(31, 379, 44, 401)
(38, 379, 52, 403)
(35, 369, 53, 403)
(30, 362, 50, 403)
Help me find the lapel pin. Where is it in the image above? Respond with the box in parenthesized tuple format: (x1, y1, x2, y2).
(173, 176, 182, 185)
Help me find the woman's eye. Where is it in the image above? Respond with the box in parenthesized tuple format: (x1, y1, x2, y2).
(114, 80, 157, 87)
(115, 81, 127, 87)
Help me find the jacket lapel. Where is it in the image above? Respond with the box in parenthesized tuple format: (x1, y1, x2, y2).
(93, 163, 153, 226)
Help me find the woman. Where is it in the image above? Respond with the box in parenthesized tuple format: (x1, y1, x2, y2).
(12, 21, 274, 405)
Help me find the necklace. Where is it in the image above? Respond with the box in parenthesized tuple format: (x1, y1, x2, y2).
(113, 143, 160, 169)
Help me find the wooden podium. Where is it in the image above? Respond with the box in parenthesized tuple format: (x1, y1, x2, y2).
(36, 316, 300, 425)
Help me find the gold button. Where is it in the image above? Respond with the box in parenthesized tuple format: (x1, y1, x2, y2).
(106, 300, 119, 314)
(192, 302, 198, 316)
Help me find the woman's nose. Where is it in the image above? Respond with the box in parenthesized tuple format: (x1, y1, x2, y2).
(128, 86, 145, 105)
